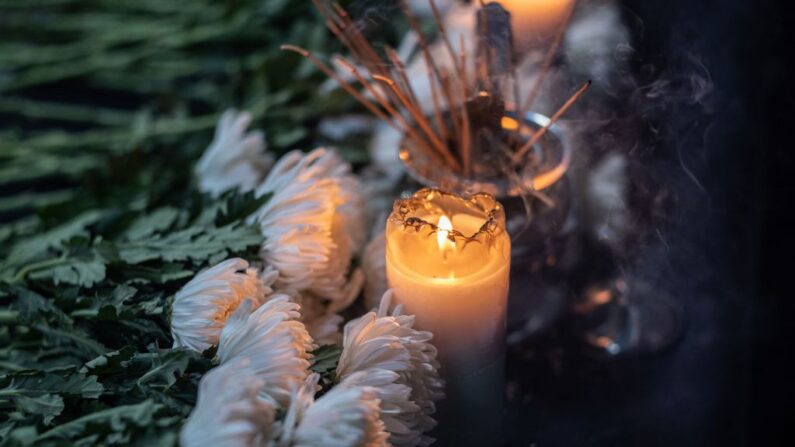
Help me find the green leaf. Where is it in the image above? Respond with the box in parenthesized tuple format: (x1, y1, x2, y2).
(0, 421, 16, 442)
(2, 210, 105, 270)
(12, 286, 73, 327)
(272, 126, 307, 147)
(0, 370, 103, 399)
(117, 263, 194, 285)
(310, 345, 342, 377)
(15, 394, 64, 425)
(0, 0, 349, 442)
(4, 425, 38, 445)
(37, 400, 164, 442)
(136, 349, 197, 390)
(117, 223, 261, 265)
(71, 285, 137, 320)
(124, 207, 181, 240)
(215, 190, 272, 226)
(0, 370, 102, 424)
(132, 293, 167, 316)
(80, 346, 137, 377)
(34, 325, 107, 357)
(36, 256, 107, 288)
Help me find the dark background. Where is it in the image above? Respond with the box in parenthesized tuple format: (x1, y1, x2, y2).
(629, 0, 794, 444)
(1, 0, 791, 445)
(502, 0, 792, 446)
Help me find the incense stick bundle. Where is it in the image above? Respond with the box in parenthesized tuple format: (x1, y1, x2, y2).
(285, 0, 588, 182)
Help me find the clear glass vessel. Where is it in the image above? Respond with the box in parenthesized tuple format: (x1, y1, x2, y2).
(399, 111, 574, 337)
(399, 111, 573, 262)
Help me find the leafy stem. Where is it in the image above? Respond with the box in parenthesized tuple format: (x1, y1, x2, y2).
(12, 256, 69, 283)
(0, 310, 20, 324)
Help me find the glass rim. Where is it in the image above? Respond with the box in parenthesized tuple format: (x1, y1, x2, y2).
(399, 111, 571, 198)
(387, 188, 506, 245)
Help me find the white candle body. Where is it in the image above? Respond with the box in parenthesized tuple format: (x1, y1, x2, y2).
(385, 238, 509, 369)
(384, 191, 510, 446)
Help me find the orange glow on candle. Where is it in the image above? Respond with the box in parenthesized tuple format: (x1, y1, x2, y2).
(491, 0, 575, 51)
(385, 189, 510, 364)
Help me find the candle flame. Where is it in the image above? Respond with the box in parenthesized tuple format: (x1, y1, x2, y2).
(436, 215, 456, 252)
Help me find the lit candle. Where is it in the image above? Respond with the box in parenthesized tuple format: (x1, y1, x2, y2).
(385, 189, 510, 445)
(493, 0, 575, 51)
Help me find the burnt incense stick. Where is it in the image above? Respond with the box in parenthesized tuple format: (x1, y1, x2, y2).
(281, 44, 441, 166)
(419, 57, 451, 146)
(429, 0, 462, 74)
(331, 57, 406, 132)
(400, 0, 448, 100)
(386, 47, 421, 111)
(311, 0, 342, 29)
(280, 45, 390, 123)
(458, 35, 473, 176)
(289, 0, 584, 180)
(426, 0, 465, 149)
(373, 74, 461, 171)
(459, 34, 470, 96)
(312, 2, 430, 123)
(460, 84, 472, 176)
(512, 80, 591, 165)
(332, 56, 442, 163)
(437, 68, 464, 151)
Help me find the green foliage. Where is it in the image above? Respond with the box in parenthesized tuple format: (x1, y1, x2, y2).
(310, 344, 343, 394)
(310, 345, 343, 379)
(0, 187, 265, 443)
(0, 0, 332, 442)
(0, 0, 359, 223)
(0, 369, 103, 425)
(35, 400, 168, 445)
(0, 0, 381, 443)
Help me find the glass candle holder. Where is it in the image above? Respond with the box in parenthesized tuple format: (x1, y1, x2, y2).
(399, 112, 574, 340)
(385, 189, 510, 446)
(399, 111, 573, 262)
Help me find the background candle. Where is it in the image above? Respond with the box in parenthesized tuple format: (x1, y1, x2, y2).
(385, 189, 511, 446)
(492, 0, 575, 51)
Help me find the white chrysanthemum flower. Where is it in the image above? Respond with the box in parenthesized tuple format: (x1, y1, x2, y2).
(249, 148, 365, 306)
(171, 258, 273, 353)
(274, 374, 389, 447)
(375, 293, 444, 445)
(336, 291, 444, 446)
(218, 296, 314, 408)
(196, 109, 273, 196)
(289, 292, 344, 346)
(180, 359, 275, 447)
(338, 370, 417, 444)
(336, 309, 412, 379)
(304, 311, 344, 347)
